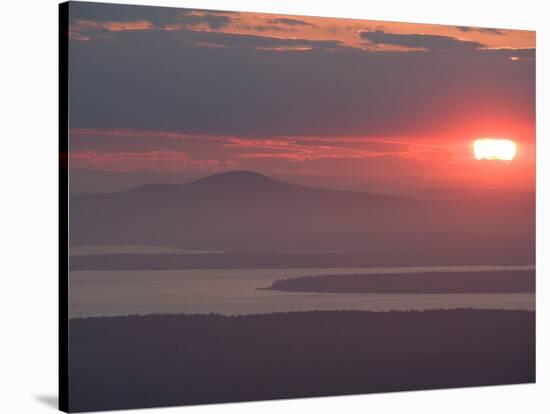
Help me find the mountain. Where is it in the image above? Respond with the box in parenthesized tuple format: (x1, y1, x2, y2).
(120, 170, 411, 203)
(69, 170, 534, 256)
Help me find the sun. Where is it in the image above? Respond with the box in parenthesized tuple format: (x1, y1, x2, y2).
(473, 138, 517, 161)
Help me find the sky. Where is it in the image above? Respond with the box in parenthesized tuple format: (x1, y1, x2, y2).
(67, 2, 535, 194)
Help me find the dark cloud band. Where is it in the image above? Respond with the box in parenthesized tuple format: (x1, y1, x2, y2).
(360, 30, 484, 51)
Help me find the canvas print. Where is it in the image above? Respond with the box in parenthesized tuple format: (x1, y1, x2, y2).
(60, 1, 536, 412)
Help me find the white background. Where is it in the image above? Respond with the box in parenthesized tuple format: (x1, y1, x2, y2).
(0, 0, 548, 413)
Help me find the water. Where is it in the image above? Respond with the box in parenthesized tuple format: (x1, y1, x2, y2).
(69, 265, 535, 318)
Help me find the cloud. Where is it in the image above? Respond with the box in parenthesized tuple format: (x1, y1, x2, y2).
(69, 150, 220, 172)
(245, 18, 315, 34)
(242, 24, 288, 33)
(265, 18, 315, 27)
(456, 26, 505, 35)
(69, 2, 236, 39)
(73, 19, 154, 34)
(70, 2, 235, 27)
(70, 128, 218, 141)
(294, 137, 409, 152)
(68, 129, 418, 167)
(68, 16, 534, 140)
(223, 137, 415, 161)
(359, 30, 484, 51)
(68, 129, 230, 161)
(481, 47, 535, 61)
(135, 29, 346, 51)
(170, 12, 233, 30)
(70, 129, 407, 152)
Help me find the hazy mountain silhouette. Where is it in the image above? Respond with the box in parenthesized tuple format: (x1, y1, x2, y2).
(114, 170, 412, 203)
(69, 170, 534, 263)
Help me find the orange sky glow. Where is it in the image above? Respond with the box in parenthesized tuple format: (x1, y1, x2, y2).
(67, 4, 535, 194)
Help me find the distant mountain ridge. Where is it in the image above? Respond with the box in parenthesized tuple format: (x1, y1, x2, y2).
(125, 171, 283, 192)
(70, 170, 534, 259)
(119, 170, 411, 202)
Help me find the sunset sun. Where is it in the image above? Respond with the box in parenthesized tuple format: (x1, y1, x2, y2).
(473, 138, 517, 161)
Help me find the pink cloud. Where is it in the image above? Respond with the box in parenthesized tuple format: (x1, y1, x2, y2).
(69, 20, 153, 40)
(70, 128, 223, 142)
(224, 137, 420, 161)
(68, 128, 448, 171)
(69, 150, 219, 172)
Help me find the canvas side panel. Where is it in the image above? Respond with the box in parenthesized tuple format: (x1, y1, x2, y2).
(58, 2, 69, 412)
